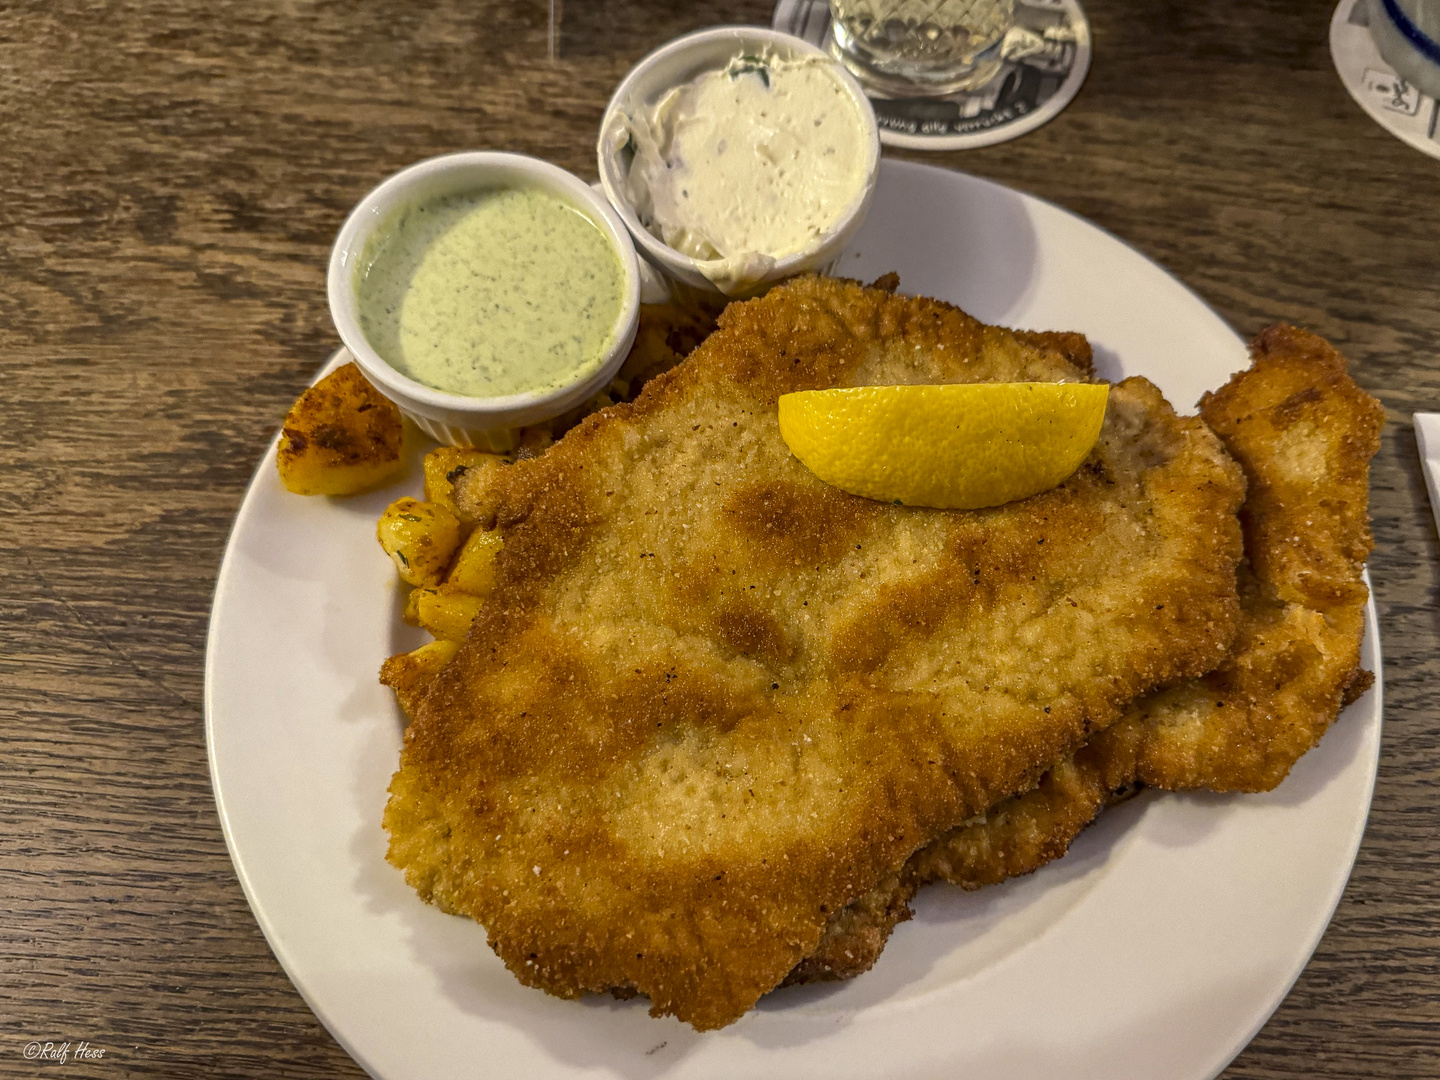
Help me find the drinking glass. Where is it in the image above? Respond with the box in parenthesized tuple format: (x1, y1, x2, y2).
(828, 0, 1017, 95)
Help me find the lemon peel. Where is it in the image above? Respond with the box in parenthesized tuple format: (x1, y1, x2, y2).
(777, 382, 1110, 510)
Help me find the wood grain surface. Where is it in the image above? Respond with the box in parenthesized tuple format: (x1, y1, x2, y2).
(1, 0, 1436, 1075)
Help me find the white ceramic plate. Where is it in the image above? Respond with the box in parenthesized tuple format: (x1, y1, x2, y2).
(206, 159, 1382, 1080)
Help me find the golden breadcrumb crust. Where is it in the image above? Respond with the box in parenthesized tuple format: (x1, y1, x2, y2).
(382, 276, 1245, 1029)
(792, 324, 1383, 984)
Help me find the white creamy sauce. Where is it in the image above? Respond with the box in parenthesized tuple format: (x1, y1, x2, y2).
(623, 52, 870, 292)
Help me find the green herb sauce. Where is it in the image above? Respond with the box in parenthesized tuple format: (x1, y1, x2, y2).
(356, 186, 625, 398)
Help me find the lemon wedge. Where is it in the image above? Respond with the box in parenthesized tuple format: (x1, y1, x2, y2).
(778, 382, 1109, 510)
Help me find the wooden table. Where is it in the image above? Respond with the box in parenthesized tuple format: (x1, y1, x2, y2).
(2, 0, 1436, 1075)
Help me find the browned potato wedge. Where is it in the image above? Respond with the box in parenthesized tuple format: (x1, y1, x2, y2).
(376, 498, 461, 587)
(446, 528, 503, 596)
(402, 586, 426, 626)
(422, 447, 508, 525)
(379, 639, 461, 717)
(277, 363, 404, 495)
(415, 584, 485, 642)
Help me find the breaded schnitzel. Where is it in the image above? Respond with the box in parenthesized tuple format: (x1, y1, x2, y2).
(382, 276, 1245, 1030)
(788, 324, 1383, 984)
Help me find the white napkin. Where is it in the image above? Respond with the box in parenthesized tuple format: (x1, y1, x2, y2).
(1414, 413, 1440, 536)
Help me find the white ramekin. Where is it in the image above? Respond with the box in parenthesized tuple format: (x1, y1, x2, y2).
(327, 152, 642, 450)
(597, 26, 881, 302)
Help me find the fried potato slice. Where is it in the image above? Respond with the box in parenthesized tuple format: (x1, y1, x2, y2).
(445, 528, 503, 596)
(376, 498, 462, 588)
(423, 447, 509, 526)
(277, 362, 403, 495)
(413, 584, 485, 642)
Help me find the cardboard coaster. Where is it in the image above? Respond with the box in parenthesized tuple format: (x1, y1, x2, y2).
(773, 0, 1090, 150)
(1331, 0, 1440, 160)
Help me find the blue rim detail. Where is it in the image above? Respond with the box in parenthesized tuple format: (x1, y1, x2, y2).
(1381, 0, 1440, 66)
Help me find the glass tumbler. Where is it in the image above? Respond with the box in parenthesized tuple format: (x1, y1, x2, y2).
(829, 0, 1017, 95)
